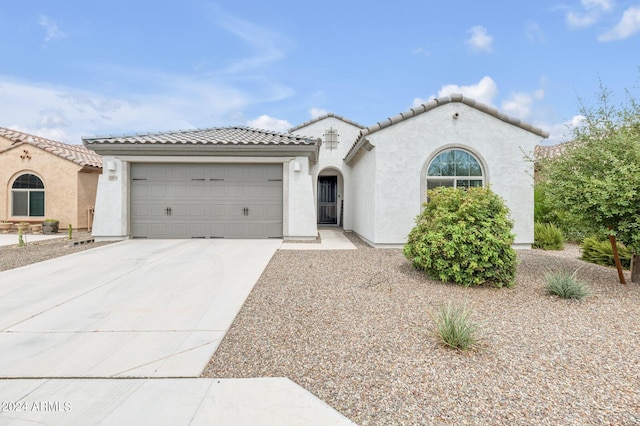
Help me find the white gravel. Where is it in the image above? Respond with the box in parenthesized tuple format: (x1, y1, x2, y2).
(204, 235, 640, 425)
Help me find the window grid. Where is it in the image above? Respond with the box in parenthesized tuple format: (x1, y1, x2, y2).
(426, 149, 484, 190)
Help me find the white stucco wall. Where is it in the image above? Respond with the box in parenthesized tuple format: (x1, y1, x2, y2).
(92, 156, 129, 240)
(283, 156, 317, 239)
(291, 117, 363, 231)
(357, 103, 541, 247)
(348, 145, 377, 245)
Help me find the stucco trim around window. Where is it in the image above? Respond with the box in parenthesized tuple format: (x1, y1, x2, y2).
(420, 145, 489, 205)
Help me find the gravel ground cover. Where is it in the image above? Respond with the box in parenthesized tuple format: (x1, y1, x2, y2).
(0, 232, 115, 271)
(2, 232, 638, 424)
(203, 234, 640, 425)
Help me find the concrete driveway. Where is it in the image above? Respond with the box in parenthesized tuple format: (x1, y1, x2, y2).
(0, 239, 280, 378)
(0, 239, 355, 425)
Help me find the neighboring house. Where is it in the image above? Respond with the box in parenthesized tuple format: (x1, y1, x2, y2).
(83, 94, 548, 247)
(0, 128, 103, 229)
(533, 143, 570, 182)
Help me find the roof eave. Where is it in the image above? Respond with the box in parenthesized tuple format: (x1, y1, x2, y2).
(343, 94, 550, 163)
(83, 142, 319, 162)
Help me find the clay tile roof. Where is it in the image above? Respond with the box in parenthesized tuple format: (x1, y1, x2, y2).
(82, 126, 317, 146)
(344, 94, 550, 163)
(288, 113, 365, 132)
(0, 127, 102, 168)
(534, 143, 568, 160)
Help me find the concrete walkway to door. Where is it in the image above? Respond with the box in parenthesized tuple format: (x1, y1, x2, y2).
(0, 239, 354, 425)
(280, 228, 356, 250)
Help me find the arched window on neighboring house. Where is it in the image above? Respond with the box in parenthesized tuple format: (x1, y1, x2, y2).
(12, 173, 45, 217)
(426, 149, 484, 190)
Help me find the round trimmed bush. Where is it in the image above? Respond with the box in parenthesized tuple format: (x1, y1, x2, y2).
(404, 186, 516, 288)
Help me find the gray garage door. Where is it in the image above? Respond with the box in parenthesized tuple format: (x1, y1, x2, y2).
(130, 163, 283, 238)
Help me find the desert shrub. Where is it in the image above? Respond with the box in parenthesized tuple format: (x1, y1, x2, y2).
(534, 184, 558, 224)
(544, 271, 590, 300)
(581, 237, 632, 269)
(404, 186, 516, 288)
(431, 302, 479, 351)
(533, 222, 564, 250)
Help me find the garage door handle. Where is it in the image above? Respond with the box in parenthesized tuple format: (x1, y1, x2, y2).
(166, 207, 172, 216)
(242, 207, 249, 216)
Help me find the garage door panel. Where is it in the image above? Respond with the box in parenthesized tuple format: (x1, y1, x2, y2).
(131, 164, 282, 238)
(150, 185, 167, 197)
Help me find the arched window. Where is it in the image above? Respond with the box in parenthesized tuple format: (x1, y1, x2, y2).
(426, 149, 484, 189)
(12, 174, 45, 217)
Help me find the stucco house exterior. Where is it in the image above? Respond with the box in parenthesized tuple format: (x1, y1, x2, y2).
(0, 128, 103, 229)
(84, 94, 548, 247)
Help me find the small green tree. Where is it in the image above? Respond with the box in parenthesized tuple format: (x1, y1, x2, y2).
(404, 186, 516, 288)
(538, 80, 640, 283)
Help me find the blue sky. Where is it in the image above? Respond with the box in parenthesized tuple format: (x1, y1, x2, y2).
(1, 0, 639, 145)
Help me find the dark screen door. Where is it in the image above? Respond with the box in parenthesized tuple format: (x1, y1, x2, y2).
(318, 176, 337, 224)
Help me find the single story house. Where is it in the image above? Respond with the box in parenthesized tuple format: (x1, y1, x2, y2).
(83, 94, 548, 247)
(0, 128, 103, 229)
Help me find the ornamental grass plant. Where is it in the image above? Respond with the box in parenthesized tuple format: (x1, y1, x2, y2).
(544, 270, 590, 300)
(431, 301, 479, 351)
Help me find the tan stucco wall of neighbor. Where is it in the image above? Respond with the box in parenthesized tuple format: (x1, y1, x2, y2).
(77, 170, 100, 229)
(0, 142, 100, 229)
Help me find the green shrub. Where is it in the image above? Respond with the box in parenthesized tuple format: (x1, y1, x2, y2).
(404, 186, 516, 288)
(581, 237, 632, 269)
(431, 302, 479, 351)
(544, 271, 590, 300)
(534, 184, 558, 224)
(533, 222, 565, 250)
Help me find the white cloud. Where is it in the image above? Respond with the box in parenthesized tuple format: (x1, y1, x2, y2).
(0, 72, 262, 144)
(583, 0, 614, 12)
(414, 76, 499, 107)
(466, 26, 494, 53)
(38, 15, 67, 42)
(598, 6, 640, 41)
(540, 115, 585, 145)
(310, 107, 328, 118)
(412, 47, 431, 57)
(501, 88, 546, 120)
(206, 7, 291, 76)
(526, 21, 546, 42)
(37, 109, 71, 128)
(565, 0, 616, 29)
(246, 115, 291, 132)
(502, 93, 535, 119)
(566, 11, 598, 28)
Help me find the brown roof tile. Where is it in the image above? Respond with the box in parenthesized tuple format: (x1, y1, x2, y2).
(0, 127, 102, 168)
(83, 126, 317, 146)
(289, 113, 365, 133)
(344, 94, 550, 163)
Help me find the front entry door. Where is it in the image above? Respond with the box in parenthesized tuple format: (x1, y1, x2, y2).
(318, 176, 337, 224)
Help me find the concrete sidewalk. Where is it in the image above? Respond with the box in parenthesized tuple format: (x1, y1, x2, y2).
(0, 378, 353, 425)
(0, 233, 61, 246)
